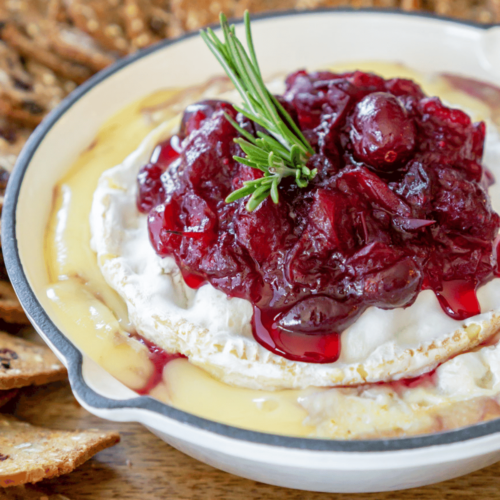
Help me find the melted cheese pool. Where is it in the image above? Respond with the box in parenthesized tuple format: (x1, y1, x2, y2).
(44, 63, 500, 438)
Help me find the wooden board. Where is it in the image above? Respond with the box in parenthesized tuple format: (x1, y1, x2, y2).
(2, 378, 500, 499)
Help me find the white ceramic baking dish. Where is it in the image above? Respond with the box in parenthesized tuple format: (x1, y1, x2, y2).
(3, 9, 500, 493)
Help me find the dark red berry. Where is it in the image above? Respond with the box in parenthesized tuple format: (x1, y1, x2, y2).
(350, 92, 416, 172)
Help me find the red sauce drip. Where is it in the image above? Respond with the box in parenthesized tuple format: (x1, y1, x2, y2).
(397, 369, 437, 389)
(137, 136, 181, 214)
(434, 280, 480, 321)
(181, 271, 206, 289)
(137, 72, 500, 364)
(253, 306, 341, 363)
(151, 135, 181, 164)
(135, 335, 185, 395)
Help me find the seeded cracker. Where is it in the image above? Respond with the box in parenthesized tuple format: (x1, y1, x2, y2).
(147, 4, 171, 39)
(0, 282, 30, 325)
(65, 0, 130, 55)
(0, 179, 30, 323)
(431, 0, 497, 22)
(0, 389, 18, 408)
(0, 332, 67, 390)
(0, 21, 91, 84)
(45, 25, 116, 72)
(0, 42, 44, 127)
(0, 160, 31, 325)
(47, 0, 71, 23)
(0, 122, 30, 174)
(122, 0, 159, 50)
(169, 0, 238, 31)
(0, 414, 120, 487)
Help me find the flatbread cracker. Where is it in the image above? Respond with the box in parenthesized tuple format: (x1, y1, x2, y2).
(0, 129, 30, 180)
(48, 0, 71, 23)
(0, 185, 29, 324)
(0, 22, 92, 84)
(0, 189, 26, 307)
(65, 0, 130, 54)
(0, 40, 72, 129)
(0, 282, 30, 325)
(401, 0, 421, 9)
(169, 0, 237, 31)
(46, 25, 116, 72)
(0, 98, 43, 128)
(0, 331, 67, 389)
(0, 414, 120, 487)
(122, 0, 160, 50)
(0, 182, 29, 316)
(148, 5, 171, 39)
(0, 389, 18, 408)
(0, 42, 45, 127)
(430, 0, 496, 22)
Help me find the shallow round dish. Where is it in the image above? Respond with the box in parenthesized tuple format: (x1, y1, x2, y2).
(4, 9, 500, 493)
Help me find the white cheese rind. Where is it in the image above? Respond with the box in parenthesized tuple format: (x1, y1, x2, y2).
(90, 115, 500, 391)
(299, 333, 500, 439)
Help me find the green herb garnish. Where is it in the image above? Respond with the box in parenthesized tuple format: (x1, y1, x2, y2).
(200, 12, 317, 211)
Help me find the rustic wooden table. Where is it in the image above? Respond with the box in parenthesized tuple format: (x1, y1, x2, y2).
(2, 378, 500, 500)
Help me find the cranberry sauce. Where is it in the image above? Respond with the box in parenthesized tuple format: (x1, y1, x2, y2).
(135, 336, 185, 395)
(137, 72, 500, 364)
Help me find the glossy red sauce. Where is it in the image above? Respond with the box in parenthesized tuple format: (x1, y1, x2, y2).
(135, 335, 185, 395)
(137, 71, 500, 364)
(396, 369, 437, 390)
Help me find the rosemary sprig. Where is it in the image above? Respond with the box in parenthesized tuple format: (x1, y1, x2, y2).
(200, 11, 317, 211)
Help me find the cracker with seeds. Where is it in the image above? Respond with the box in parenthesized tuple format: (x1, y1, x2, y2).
(169, 0, 238, 31)
(0, 389, 18, 408)
(46, 25, 116, 72)
(0, 415, 120, 487)
(0, 21, 92, 84)
(0, 122, 31, 175)
(0, 282, 31, 325)
(0, 332, 67, 389)
(0, 170, 31, 327)
(3, 1, 116, 74)
(148, 4, 171, 39)
(0, 42, 46, 127)
(400, 0, 421, 9)
(0, 176, 28, 321)
(122, 0, 160, 50)
(48, 0, 71, 23)
(0, 99, 43, 128)
(65, 0, 131, 55)
(0, 39, 73, 123)
(429, 0, 496, 22)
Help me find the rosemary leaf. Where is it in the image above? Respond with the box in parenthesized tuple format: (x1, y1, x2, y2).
(270, 178, 279, 204)
(226, 185, 255, 203)
(222, 111, 257, 145)
(200, 11, 317, 211)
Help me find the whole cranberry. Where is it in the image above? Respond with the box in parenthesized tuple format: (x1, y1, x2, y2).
(137, 163, 165, 214)
(350, 92, 416, 172)
(179, 99, 235, 139)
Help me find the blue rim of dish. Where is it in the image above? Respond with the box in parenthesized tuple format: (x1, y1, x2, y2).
(3, 8, 500, 453)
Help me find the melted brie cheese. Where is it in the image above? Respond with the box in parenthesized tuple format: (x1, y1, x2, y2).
(89, 77, 500, 391)
(300, 332, 500, 439)
(45, 63, 500, 438)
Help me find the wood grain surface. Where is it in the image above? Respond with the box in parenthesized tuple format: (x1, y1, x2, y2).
(2, 376, 500, 499)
